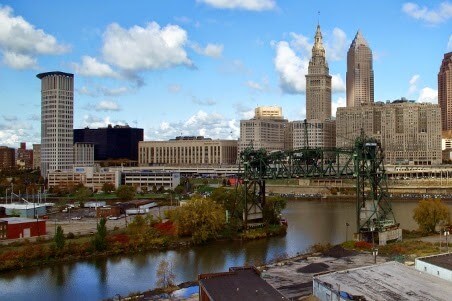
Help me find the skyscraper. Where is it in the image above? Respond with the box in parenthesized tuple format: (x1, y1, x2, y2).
(306, 25, 332, 121)
(37, 71, 74, 178)
(346, 31, 374, 107)
(439, 52, 452, 131)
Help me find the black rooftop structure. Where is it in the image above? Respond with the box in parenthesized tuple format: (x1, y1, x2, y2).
(36, 71, 74, 79)
(198, 267, 286, 301)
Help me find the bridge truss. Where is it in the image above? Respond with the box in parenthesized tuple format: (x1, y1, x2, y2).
(237, 132, 399, 241)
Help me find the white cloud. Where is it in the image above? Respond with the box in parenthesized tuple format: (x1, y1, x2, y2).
(73, 56, 119, 78)
(2, 115, 18, 122)
(150, 110, 239, 140)
(0, 119, 37, 147)
(2, 51, 37, 69)
(417, 87, 438, 103)
(326, 28, 347, 61)
(288, 33, 311, 56)
(402, 2, 452, 24)
(0, 5, 69, 69)
(273, 40, 308, 94)
(191, 42, 223, 58)
(102, 22, 192, 71)
(168, 84, 182, 93)
(246, 80, 264, 91)
(95, 100, 121, 112)
(408, 74, 420, 95)
(197, 0, 276, 11)
(448, 35, 452, 51)
(82, 115, 127, 128)
(332, 96, 346, 117)
(332, 74, 346, 93)
(101, 86, 130, 96)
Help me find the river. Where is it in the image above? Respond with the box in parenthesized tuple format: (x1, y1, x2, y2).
(0, 200, 450, 301)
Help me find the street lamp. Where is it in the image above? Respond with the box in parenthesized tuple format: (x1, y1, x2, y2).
(445, 230, 450, 253)
(370, 225, 378, 264)
(345, 222, 350, 242)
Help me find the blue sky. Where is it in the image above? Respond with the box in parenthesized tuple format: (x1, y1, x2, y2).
(0, 0, 451, 148)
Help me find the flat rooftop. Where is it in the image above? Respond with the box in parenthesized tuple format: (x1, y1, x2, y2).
(314, 261, 452, 300)
(417, 253, 452, 271)
(199, 267, 286, 301)
(0, 203, 47, 209)
(0, 217, 45, 224)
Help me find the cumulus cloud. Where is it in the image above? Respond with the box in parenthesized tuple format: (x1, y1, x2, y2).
(0, 5, 69, 69)
(95, 100, 121, 111)
(332, 96, 346, 117)
(326, 28, 347, 61)
(150, 110, 239, 140)
(82, 115, 127, 129)
(418, 87, 438, 103)
(402, 1, 452, 24)
(273, 40, 308, 94)
(3, 115, 18, 122)
(191, 42, 223, 58)
(0, 119, 37, 147)
(2, 51, 37, 69)
(332, 74, 346, 93)
(234, 103, 254, 119)
(246, 80, 264, 91)
(102, 22, 192, 72)
(101, 86, 130, 96)
(273, 28, 347, 94)
(197, 0, 276, 11)
(408, 74, 420, 95)
(72, 56, 119, 78)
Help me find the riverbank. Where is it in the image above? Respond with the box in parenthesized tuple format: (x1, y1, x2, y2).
(120, 237, 444, 301)
(0, 222, 287, 273)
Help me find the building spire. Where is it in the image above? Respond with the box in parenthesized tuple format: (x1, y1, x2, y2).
(312, 23, 325, 57)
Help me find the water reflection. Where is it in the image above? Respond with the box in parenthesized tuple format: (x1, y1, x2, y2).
(1, 200, 450, 301)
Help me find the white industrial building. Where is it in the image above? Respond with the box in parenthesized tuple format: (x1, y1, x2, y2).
(415, 253, 452, 282)
(313, 261, 452, 301)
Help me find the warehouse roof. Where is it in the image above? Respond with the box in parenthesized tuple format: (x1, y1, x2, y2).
(314, 261, 452, 300)
(417, 253, 452, 271)
(0, 217, 45, 224)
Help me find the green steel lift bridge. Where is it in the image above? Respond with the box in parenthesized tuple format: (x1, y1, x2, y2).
(237, 131, 400, 243)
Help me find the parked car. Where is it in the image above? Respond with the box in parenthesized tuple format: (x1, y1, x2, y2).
(71, 216, 82, 220)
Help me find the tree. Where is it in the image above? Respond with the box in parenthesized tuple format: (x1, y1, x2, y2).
(155, 259, 176, 289)
(74, 186, 92, 205)
(263, 195, 287, 225)
(413, 198, 450, 233)
(93, 217, 108, 251)
(102, 182, 115, 194)
(116, 185, 136, 201)
(168, 197, 225, 243)
(54, 225, 65, 250)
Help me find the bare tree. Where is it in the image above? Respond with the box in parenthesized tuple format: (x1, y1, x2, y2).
(155, 259, 176, 289)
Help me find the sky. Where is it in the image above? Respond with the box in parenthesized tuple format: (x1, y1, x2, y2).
(0, 0, 451, 148)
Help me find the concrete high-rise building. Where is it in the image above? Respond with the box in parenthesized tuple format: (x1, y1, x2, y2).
(336, 99, 441, 165)
(289, 120, 336, 150)
(37, 71, 74, 178)
(306, 25, 332, 121)
(16, 142, 33, 169)
(74, 142, 94, 166)
(346, 31, 374, 107)
(439, 52, 452, 131)
(238, 107, 289, 155)
(0, 146, 15, 170)
(32, 144, 41, 170)
(254, 106, 283, 119)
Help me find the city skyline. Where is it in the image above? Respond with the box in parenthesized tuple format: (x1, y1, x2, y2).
(0, 1, 451, 148)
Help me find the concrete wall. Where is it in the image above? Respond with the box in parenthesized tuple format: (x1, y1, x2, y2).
(415, 257, 452, 282)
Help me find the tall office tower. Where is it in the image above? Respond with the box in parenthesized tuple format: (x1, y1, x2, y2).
(306, 25, 332, 121)
(37, 71, 74, 178)
(346, 31, 374, 107)
(439, 52, 452, 131)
